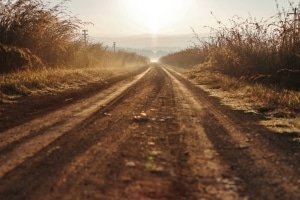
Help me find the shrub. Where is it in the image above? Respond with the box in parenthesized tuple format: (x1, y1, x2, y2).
(0, 0, 84, 72)
(160, 1, 300, 89)
(0, 43, 44, 73)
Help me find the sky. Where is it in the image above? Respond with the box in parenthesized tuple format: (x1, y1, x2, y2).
(47, 0, 297, 48)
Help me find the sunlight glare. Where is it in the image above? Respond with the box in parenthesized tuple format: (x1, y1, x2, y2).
(124, 0, 186, 35)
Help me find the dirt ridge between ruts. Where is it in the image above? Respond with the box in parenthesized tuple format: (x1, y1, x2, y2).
(165, 66, 300, 199)
(0, 66, 149, 133)
(0, 67, 151, 179)
(0, 65, 298, 199)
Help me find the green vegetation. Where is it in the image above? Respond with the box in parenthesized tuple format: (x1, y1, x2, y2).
(0, 0, 148, 99)
(160, 1, 300, 114)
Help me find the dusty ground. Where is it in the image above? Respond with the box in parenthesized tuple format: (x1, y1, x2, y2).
(0, 64, 299, 199)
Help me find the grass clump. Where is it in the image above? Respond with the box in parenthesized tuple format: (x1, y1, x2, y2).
(0, 0, 149, 101)
(160, 1, 300, 116)
(0, 0, 149, 73)
(161, 1, 300, 89)
(185, 64, 300, 115)
(0, 65, 143, 101)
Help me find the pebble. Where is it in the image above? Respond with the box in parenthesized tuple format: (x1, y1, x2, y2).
(149, 150, 161, 156)
(150, 166, 165, 173)
(147, 142, 155, 146)
(125, 161, 136, 167)
(104, 112, 112, 116)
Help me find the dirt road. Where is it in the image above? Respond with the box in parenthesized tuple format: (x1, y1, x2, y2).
(0, 65, 299, 199)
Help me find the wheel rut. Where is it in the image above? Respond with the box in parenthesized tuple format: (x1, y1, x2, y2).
(0, 65, 299, 199)
(165, 67, 300, 199)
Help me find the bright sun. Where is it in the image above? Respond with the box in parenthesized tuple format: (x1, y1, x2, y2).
(124, 0, 186, 35)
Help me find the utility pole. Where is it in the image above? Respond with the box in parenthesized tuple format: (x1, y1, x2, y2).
(288, 8, 298, 44)
(82, 29, 88, 68)
(113, 42, 116, 52)
(82, 29, 88, 46)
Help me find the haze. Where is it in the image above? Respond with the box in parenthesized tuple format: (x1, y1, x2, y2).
(49, 0, 293, 48)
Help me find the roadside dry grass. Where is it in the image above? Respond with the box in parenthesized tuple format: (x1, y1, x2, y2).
(171, 64, 300, 140)
(0, 65, 141, 103)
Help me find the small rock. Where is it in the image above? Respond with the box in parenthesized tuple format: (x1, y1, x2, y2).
(154, 166, 165, 172)
(150, 166, 165, 174)
(238, 145, 250, 149)
(149, 150, 161, 156)
(125, 161, 136, 167)
(166, 116, 175, 121)
(147, 142, 155, 146)
(140, 112, 147, 117)
(64, 98, 73, 102)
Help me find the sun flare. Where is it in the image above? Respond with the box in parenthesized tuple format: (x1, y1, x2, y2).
(124, 0, 186, 35)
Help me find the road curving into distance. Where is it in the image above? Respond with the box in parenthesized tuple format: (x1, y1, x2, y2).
(0, 64, 299, 199)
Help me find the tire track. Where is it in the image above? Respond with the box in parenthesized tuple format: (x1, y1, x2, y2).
(0, 67, 151, 179)
(163, 67, 244, 199)
(0, 64, 299, 199)
(164, 66, 300, 199)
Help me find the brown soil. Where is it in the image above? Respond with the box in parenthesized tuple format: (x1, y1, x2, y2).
(0, 66, 147, 132)
(0, 64, 299, 200)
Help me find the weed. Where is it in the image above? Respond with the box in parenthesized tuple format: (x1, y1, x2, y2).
(0, 0, 149, 73)
(160, 1, 300, 113)
(160, 1, 300, 83)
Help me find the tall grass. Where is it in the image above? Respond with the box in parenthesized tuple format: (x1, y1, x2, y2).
(185, 65, 300, 112)
(0, 0, 148, 73)
(160, 1, 300, 115)
(0, 64, 146, 103)
(160, 0, 300, 89)
(0, 0, 149, 100)
(159, 47, 208, 69)
(0, 0, 84, 71)
(63, 42, 148, 69)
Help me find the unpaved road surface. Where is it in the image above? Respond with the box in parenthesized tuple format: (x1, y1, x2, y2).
(0, 65, 299, 200)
